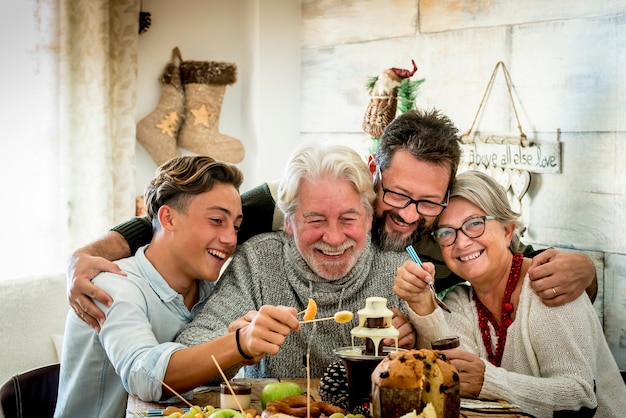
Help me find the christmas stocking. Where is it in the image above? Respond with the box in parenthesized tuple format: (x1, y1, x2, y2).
(177, 60, 245, 163)
(136, 47, 184, 166)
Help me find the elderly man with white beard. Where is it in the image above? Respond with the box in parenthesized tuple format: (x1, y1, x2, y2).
(174, 143, 412, 380)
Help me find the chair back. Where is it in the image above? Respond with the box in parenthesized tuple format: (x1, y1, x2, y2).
(0, 363, 60, 418)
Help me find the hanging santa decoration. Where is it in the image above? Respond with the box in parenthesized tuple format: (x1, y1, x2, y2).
(362, 59, 420, 139)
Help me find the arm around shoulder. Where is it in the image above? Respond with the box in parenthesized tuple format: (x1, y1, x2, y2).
(526, 248, 597, 305)
(109, 216, 153, 256)
(66, 229, 135, 332)
(74, 230, 132, 262)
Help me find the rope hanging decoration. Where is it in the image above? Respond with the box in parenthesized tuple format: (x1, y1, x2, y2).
(460, 61, 531, 146)
(458, 61, 541, 216)
(459, 61, 562, 175)
(459, 61, 561, 222)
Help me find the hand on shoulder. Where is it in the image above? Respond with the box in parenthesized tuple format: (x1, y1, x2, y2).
(528, 249, 596, 306)
(67, 231, 129, 332)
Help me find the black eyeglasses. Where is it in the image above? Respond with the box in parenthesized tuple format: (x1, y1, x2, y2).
(432, 216, 497, 247)
(377, 167, 448, 217)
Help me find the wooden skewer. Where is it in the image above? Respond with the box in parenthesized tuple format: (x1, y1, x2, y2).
(306, 352, 311, 418)
(299, 316, 335, 324)
(211, 355, 245, 414)
(155, 377, 197, 411)
(299, 311, 353, 324)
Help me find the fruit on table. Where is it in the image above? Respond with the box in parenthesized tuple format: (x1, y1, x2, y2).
(243, 408, 258, 417)
(163, 405, 212, 418)
(182, 405, 204, 418)
(207, 408, 246, 418)
(260, 382, 305, 409)
(163, 406, 184, 418)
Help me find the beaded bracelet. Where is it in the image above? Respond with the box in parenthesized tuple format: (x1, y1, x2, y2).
(235, 328, 254, 360)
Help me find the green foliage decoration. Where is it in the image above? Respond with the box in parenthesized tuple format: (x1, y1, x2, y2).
(366, 75, 425, 153)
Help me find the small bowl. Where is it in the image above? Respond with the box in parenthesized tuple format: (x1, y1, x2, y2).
(430, 336, 460, 350)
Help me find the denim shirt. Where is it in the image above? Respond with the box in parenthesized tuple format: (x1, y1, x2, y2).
(55, 245, 215, 418)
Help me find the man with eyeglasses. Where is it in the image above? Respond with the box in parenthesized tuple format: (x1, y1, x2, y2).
(366, 109, 596, 299)
(68, 108, 597, 332)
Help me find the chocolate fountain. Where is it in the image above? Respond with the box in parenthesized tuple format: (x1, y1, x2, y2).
(334, 297, 401, 412)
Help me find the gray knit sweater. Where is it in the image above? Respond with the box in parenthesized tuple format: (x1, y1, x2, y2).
(176, 231, 409, 379)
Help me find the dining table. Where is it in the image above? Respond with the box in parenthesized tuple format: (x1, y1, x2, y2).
(126, 378, 531, 418)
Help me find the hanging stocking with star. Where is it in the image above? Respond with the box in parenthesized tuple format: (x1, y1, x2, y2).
(177, 60, 244, 163)
(136, 47, 184, 166)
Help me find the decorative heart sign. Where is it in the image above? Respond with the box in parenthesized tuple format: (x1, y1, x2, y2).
(492, 167, 511, 192)
(511, 170, 531, 200)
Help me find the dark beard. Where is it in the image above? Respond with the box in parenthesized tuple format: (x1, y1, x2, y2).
(372, 211, 427, 252)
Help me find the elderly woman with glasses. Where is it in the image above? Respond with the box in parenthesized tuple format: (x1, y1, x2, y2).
(393, 170, 626, 417)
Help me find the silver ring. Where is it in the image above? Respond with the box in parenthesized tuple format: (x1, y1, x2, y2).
(551, 287, 557, 296)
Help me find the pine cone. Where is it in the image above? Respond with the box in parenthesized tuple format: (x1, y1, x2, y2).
(139, 11, 151, 34)
(319, 360, 349, 410)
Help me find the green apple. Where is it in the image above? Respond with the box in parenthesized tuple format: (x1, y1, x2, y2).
(181, 405, 204, 418)
(260, 381, 305, 409)
(207, 408, 246, 418)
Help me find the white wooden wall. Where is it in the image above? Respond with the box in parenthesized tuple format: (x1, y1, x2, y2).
(300, 0, 626, 369)
(135, 0, 625, 370)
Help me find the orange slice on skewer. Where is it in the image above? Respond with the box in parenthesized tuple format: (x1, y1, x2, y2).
(302, 298, 317, 321)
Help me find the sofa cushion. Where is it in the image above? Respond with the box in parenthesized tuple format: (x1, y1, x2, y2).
(0, 274, 68, 384)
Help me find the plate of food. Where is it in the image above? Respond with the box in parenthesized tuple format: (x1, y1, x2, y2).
(460, 398, 519, 410)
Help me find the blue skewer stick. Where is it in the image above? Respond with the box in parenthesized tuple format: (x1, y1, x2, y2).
(405, 245, 423, 266)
